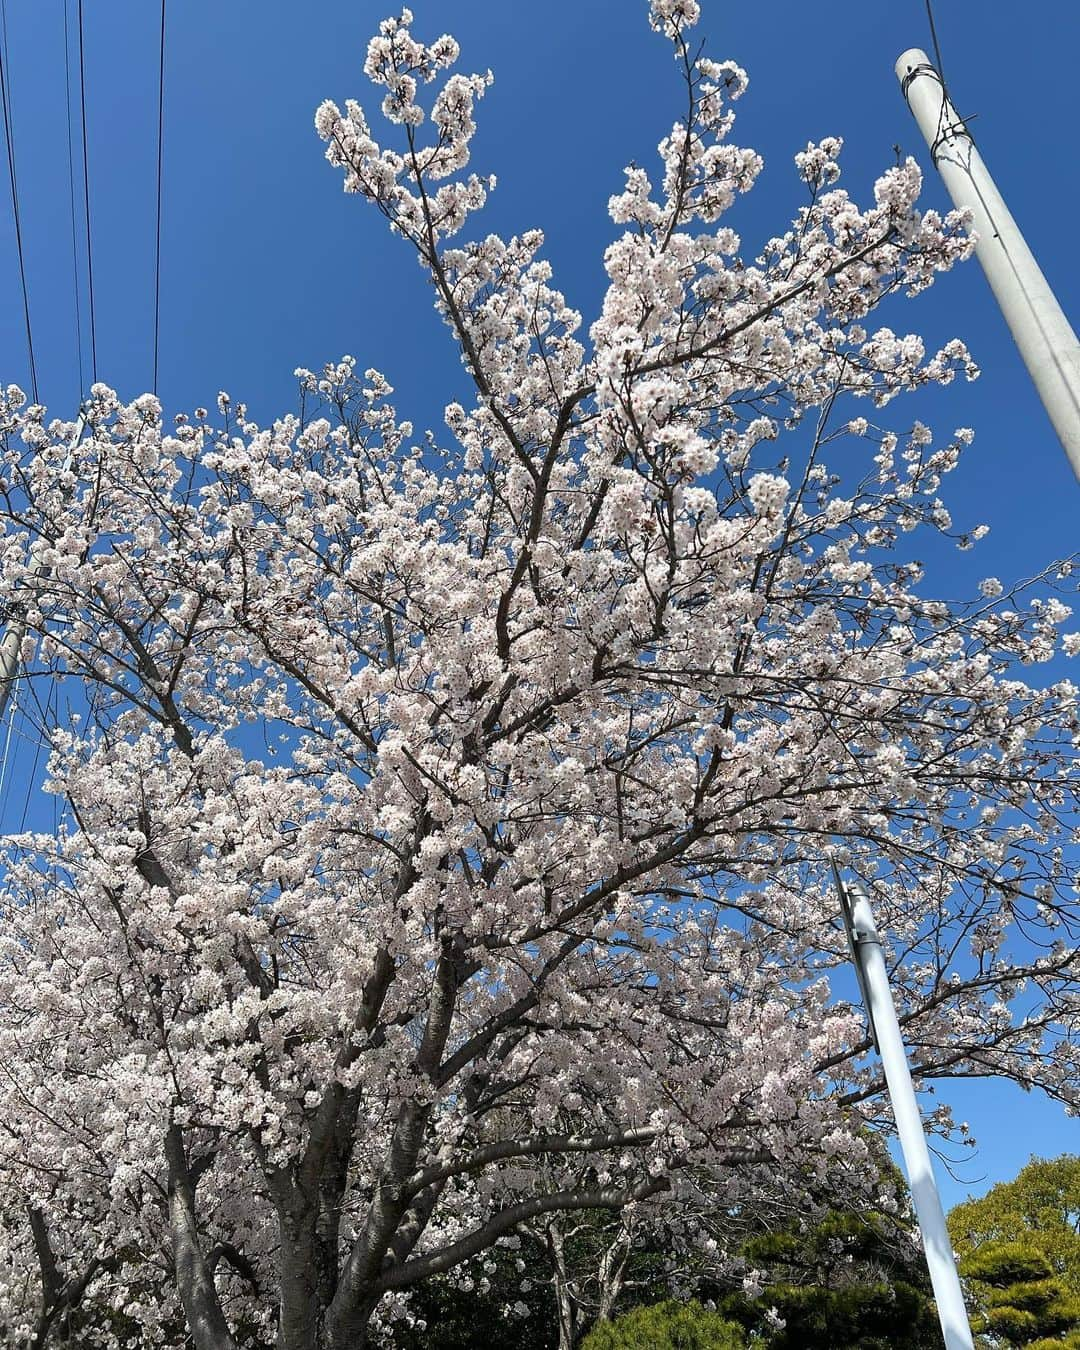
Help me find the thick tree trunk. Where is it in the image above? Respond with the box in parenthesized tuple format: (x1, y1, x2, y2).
(25, 1206, 113, 1350)
(313, 1087, 360, 1315)
(324, 1295, 380, 1350)
(165, 1125, 237, 1350)
(276, 1196, 321, 1350)
(27, 1205, 63, 1350)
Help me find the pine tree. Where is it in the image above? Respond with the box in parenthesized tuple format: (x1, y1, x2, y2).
(949, 1155, 1080, 1348)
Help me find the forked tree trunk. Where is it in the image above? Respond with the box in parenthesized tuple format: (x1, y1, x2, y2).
(595, 1228, 632, 1325)
(546, 1224, 581, 1350)
(165, 1125, 237, 1350)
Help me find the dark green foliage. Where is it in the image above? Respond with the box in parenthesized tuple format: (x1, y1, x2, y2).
(718, 1278, 937, 1350)
(712, 1207, 938, 1349)
(579, 1300, 745, 1350)
(949, 1154, 1080, 1347)
(963, 1243, 1053, 1288)
(392, 1197, 939, 1347)
(959, 1240, 1080, 1346)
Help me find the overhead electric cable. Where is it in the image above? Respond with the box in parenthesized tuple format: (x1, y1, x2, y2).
(0, 0, 39, 404)
(921, 0, 965, 160)
(77, 0, 97, 383)
(153, 0, 166, 393)
(17, 666, 55, 836)
(924, 0, 948, 89)
(0, 690, 17, 821)
(63, 0, 85, 400)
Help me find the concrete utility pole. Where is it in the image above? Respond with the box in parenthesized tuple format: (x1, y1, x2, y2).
(896, 49, 1080, 484)
(0, 412, 86, 725)
(833, 863, 975, 1350)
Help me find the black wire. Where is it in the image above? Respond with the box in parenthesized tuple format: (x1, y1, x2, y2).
(63, 0, 85, 402)
(0, 0, 39, 404)
(153, 0, 166, 394)
(17, 673, 54, 835)
(924, 0, 948, 91)
(0, 699, 18, 826)
(77, 0, 97, 384)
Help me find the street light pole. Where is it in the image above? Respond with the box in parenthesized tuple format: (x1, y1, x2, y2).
(896, 49, 1080, 483)
(833, 863, 975, 1350)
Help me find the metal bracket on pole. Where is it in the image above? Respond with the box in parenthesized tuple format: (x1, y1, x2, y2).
(832, 856, 878, 1052)
(832, 864, 975, 1349)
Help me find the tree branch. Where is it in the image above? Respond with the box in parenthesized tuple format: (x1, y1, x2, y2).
(401, 1126, 659, 1201)
(371, 1178, 671, 1293)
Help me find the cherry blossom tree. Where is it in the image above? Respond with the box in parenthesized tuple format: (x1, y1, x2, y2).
(0, 3, 1077, 1348)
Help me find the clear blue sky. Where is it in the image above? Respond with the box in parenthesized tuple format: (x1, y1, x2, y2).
(0, 0, 1075, 1208)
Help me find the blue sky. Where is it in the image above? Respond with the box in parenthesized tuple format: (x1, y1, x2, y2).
(0, 0, 1075, 1208)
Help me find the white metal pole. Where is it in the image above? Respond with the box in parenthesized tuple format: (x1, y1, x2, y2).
(836, 871, 975, 1350)
(0, 412, 86, 724)
(896, 49, 1080, 483)
(0, 610, 26, 724)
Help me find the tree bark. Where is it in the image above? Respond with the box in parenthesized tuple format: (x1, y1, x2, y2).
(25, 1205, 114, 1350)
(27, 1205, 63, 1350)
(275, 1193, 320, 1350)
(325, 944, 463, 1349)
(314, 1087, 361, 1315)
(165, 1124, 237, 1350)
(595, 1227, 631, 1325)
(546, 1223, 580, 1350)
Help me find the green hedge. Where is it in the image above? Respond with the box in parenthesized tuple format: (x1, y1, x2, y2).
(580, 1300, 745, 1350)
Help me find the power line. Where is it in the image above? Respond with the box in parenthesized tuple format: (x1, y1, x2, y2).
(17, 666, 55, 836)
(0, 687, 17, 822)
(77, 0, 97, 384)
(0, 0, 39, 404)
(63, 0, 85, 401)
(924, 0, 948, 91)
(153, 0, 166, 394)
(0, 669, 54, 846)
